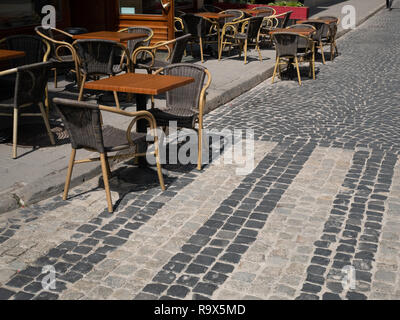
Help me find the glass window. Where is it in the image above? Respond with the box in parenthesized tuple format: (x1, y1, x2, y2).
(175, 0, 195, 10)
(119, 0, 163, 15)
(0, 0, 62, 30)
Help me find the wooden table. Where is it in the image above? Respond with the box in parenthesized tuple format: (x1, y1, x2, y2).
(297, 18, 338, 25)
(72, 31, 148, 43)
(85, 72, 194, 166)
(195, 12, 235, 20)
(84, 73, 194, 131)
(270, 28, 316, 37)
(0, 49, 25, 61)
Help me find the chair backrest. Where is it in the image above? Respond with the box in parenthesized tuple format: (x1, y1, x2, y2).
(123, 26, 153, 55)
(277, 11, 293, 28)
(13, 61, 53, 107)
(272, 32, 300, 57)
(1, 35, 46, 68)
(53, 97, 105, 153)
(221, 10, 244, 23)
(73, 39, 127, 76)
(162, 63, 209, 114)
(181, 14, 210, 37)
(287, 24, 315, 48)
(168, 34, 191, 64)
(298, 21, 325, 42)
(244, 17, 264, 40)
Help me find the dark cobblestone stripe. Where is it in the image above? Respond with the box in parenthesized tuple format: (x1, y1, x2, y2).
(296, 150, 396, 300)
(135, 140, 317, 300)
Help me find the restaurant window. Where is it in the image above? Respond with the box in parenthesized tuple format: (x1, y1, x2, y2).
(0, 0, 62, 30)
(119, 0, 163, 15)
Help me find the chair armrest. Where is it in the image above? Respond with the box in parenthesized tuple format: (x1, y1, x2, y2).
(132, 39, 174, 65)
(99, 105, 158, 146)
(0, 68, 17, 77)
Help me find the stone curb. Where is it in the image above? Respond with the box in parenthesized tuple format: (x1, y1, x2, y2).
(0, 3, 386, 215)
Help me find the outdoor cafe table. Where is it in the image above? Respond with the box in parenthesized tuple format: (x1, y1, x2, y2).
(72, 31, 148, 43)
(297, 18, 339, 25)
(195, 12, 236, 59)
(83, 72, 195, 132)
(0, 49, 25, 61)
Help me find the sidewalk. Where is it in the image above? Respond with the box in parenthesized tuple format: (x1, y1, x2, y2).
(0, 0, 385, 214)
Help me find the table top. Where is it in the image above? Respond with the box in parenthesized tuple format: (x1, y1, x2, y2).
(72, 31, 148, 43)
(0, 49, 25, 61)
(195, 12, 235, 20)
(297, 18, 338, 24)
(270, 28, 315, 37)
(84, 73, 195, 96)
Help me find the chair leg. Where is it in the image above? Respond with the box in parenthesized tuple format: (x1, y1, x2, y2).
(199, 37, 204, 63)
(39, 102, 55, 145)
(153, 134, 166, 190)
(63, 148, 76, 200)
(104, 152, 112, 178)
(100, 153, 113, 213)
(113, 91, 121, 109)
(243, 40, 248, 64)
(54, 69, 58, 89)
(272, 57, 279, 84)
(294, 57, 302, 86)
(197, 125, 203, 171)
(256, 43, 262, 62)
(78, 74, 87, 101)
(12, 108, 18, 159)
(320, 43, 326, 64)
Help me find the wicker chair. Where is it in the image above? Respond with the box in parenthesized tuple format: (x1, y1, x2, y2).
(148, 63, 211, 170)
(181, 14, 218, 63)
(118, 26, 154, 57)
(35, 26, 80, 88)
(174, 17, 185, 38)
(0, 35, 48, 68)
(0, 61, 55, 159)
(73, 39, 131, 107)
(297, 20, 327, 64)
(220, 9, 244, 24)
(132, 34, 191, 74)
(317, 16, 339, 61)
(219, 16, 264, 64)
(271, 32, 314, 85)
(53, 97, 165, 213)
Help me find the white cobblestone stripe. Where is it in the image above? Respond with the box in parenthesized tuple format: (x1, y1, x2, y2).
(213, 146, 353, 300)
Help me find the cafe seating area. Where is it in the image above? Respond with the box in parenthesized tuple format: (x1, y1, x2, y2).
(0, 5, 340, 212)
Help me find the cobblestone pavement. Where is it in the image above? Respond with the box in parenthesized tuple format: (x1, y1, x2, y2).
(1, 7, 400, 300)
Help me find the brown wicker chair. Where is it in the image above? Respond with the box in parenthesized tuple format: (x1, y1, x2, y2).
(132, 34, 191, 74)
(271, 32, 314, 85)
(317, 16, 339, 61)
(118, 26, 154, 57)
(296, 20, 327, 64)
(181, 13, 219, 63)
(35, 26, 81, 88)
(149, 63, 211, 170)
(53, 97, 165, 213)
(73, 39, 132, 108)
(219, 16, 264, 64)
(0, 61, 55, 159)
